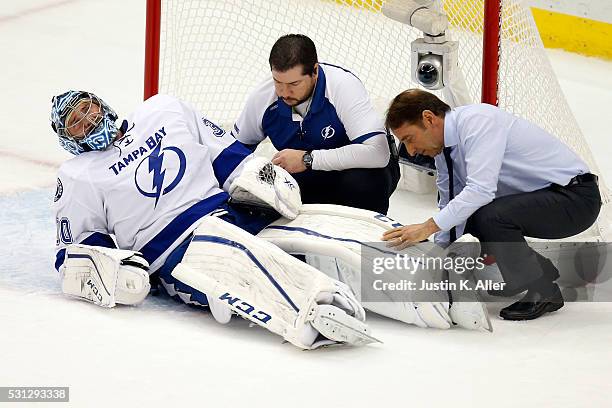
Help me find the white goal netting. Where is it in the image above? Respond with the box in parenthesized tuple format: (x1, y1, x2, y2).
(156, 0, 611, 240)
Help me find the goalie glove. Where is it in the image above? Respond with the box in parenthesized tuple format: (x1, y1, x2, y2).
(229, 157, 302, 219)
(61, 244, 151, 308)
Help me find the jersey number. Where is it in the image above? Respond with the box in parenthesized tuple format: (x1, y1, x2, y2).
(56, 218, 73, 245)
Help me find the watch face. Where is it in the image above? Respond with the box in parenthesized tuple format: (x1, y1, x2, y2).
(303, 152, 313, 167)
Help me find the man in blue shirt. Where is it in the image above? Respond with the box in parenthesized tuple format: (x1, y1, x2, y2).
(381, 89, 601, 321)
(233, 34, 399, 214)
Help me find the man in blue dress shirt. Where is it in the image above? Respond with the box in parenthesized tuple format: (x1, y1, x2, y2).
(381, 89, 601, 321)
(232, 34, 399, 214)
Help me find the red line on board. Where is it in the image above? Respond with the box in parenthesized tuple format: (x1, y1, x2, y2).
(0, 150, 61, 169)
(0, 0, 78, 24)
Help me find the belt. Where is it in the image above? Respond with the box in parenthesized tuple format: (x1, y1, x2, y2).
(566, 173, 598, 187)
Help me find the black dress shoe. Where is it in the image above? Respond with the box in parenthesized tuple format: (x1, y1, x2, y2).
(500, 283, 564, 321)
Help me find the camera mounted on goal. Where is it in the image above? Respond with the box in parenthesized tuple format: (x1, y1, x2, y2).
(382, 0, 459, 90)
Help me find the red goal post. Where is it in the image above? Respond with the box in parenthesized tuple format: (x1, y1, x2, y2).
(144, 0, 161, 100)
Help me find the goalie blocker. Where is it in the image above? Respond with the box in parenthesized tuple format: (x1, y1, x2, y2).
(61, 245, 151, 308)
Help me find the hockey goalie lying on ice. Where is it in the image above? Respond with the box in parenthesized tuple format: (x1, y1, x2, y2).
(50, 91, 491, 350)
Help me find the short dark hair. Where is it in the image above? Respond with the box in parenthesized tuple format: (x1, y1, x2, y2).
(385, 89, 451, 129)
(269, 34, 318, 76)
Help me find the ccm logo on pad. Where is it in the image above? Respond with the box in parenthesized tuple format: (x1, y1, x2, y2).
(219, 292, 272, 324)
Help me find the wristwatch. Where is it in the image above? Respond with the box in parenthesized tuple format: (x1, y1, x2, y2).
(302, 151, 313, 169)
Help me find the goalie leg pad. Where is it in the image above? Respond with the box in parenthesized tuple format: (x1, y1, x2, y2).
(61, 245, 150, 308)
(173, 216, 374, 349)
(258, 204, 482, 329)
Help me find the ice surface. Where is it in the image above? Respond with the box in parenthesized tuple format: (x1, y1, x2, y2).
(0, 1, 611, 407)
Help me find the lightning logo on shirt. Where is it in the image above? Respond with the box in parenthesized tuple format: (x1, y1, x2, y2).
(135, 143, 187, 207)
(321, 125, 335, 140)
(148, 144, 167, 206)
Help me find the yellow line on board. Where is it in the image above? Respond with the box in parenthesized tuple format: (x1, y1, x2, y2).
(531, 8, 612, 60)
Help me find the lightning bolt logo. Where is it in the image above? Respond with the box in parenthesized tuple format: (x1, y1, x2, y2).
(135, 144, 187, 206)
(321, 125, 335, 140)
(148, 143, 166, 207)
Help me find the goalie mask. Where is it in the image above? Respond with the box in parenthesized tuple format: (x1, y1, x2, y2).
(50, 90, 119, 155)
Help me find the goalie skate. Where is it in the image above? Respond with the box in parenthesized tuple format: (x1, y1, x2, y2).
(449, 299, 493, 332)
(444, 234, 494, 332)
(413, 302, 453, 329)
(308, 304, 381, 346)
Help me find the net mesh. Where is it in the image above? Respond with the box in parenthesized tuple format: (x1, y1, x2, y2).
(156, 0, 610, 238)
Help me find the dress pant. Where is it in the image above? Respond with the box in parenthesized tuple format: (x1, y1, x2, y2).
(464, 180, 601, 291)
(292, 158, 400, 215)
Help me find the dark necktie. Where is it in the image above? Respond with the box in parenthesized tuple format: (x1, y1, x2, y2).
(443, 146, 457, 242)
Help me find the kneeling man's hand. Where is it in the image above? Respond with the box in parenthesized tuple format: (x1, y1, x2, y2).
(382, 218, 440, 250)
(272, 149, 307, 173)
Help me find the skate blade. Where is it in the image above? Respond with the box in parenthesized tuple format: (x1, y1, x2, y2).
(318, 314, 383, 345)
(309, 304, 382, 345)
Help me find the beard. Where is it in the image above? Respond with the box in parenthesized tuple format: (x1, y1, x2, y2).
(280, 77, 317, 106)
(282, 94, 311, 107)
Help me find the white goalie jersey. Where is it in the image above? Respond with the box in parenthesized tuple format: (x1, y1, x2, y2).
(53, 94, 253, 274)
